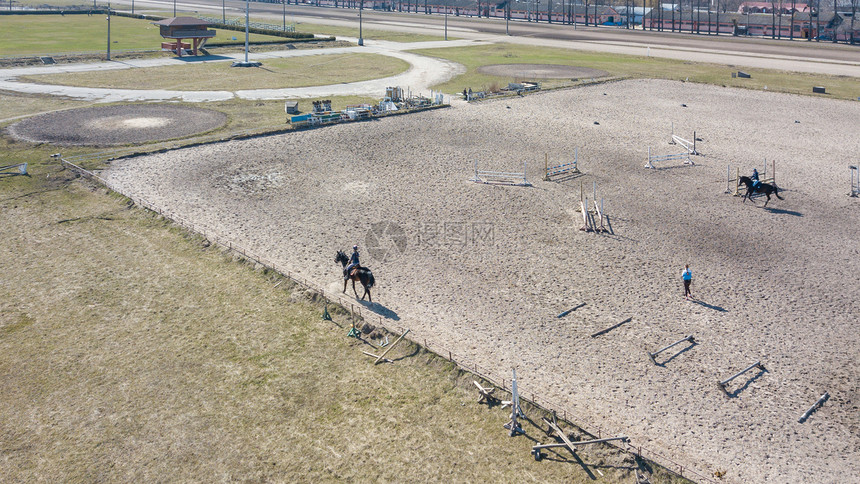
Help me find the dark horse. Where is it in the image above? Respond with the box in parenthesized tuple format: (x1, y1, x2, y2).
(335, 250, 375, 302)
(738, 176, 783, 207)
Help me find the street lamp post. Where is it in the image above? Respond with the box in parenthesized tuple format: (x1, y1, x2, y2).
(444, 2, 448, 40)
(244, 0, 250, 62)
(283, 0, 286, 30)
(358, 0, 363, 46)
(173, 0, 176, 16)
(106, 4, 111, 61)
(222, 0, 225, 23)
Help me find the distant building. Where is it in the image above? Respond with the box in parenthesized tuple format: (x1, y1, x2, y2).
(737, 1, 810, 14)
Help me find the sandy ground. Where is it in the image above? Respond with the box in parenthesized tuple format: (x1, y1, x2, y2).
(102, 80, 860, 483)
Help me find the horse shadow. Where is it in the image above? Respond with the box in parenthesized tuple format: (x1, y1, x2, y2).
(690, 299, 727, 312)
(356, 299, 400, 321)
(763, 207, 803, 216)
(656, 341, 697, 366)
(725, 367, 768, 398)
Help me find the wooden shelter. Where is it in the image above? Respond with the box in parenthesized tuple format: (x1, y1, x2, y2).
(152, 17, 216, 57)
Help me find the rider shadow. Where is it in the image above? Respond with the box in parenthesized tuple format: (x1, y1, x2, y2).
(356, 299, 400, 321)
(726, 367, 768, 398)
(656, 341, 697, 367)
(690, 299, 727, 312)
(763, 207, 803, 216)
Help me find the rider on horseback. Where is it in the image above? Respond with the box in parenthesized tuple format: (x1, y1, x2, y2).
(344, 245, 360, 280)
(751, 168, 761, 190)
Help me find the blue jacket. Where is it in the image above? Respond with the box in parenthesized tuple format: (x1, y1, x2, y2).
(349, 251, 360, 266)
(682, 268, 692, 281)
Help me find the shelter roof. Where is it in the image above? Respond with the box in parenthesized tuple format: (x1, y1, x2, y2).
(152, 17, 211, 27)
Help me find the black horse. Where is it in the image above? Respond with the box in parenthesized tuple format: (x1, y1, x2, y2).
(738, 176, 783, 207)
(335, 250, 375, 302)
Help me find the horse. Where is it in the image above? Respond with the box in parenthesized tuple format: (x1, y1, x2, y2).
(738, 176, 783, 207)
(335, 250, 375, 302)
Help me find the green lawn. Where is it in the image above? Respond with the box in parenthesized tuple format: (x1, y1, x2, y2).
(0, 14, 293, 55)
(21, 52, 410, 90)
(413, 43, 860, 100)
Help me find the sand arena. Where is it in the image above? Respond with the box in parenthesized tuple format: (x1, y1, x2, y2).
(102, 79, 860, 483)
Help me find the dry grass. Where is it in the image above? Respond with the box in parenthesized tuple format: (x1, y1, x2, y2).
(20, 53, 410, 91)
(0, 90, 95, 124)
(0, 142, 690, 483)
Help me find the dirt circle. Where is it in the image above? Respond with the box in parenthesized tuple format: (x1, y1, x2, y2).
(477, 63, 609, 79)
(7, 104, 227, 146)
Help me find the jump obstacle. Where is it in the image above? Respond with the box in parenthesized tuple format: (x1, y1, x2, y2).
(726, 159, 776, 196)
(473, 380, 499, 404)
(718, 361, 765, 396)
(645, 146, 694, 169)
(361, 328, 410, 364)
(850, 165, 859, 197)
(471, 161, 531, 186)
(579, 181, 607, 233)
(502, 368, 525, 436)
(669, 122, 699, 155)
(798, 392, 829, 423)
(544, 150, 581, 181)
(531, 412, 628, 461)
(647, 335, 696, 365)
(0, 163, 27, 176)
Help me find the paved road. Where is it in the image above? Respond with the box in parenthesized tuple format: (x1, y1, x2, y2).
(0, 40, 469, 102)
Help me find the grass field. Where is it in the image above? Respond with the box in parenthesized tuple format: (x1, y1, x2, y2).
(21, 52, 410, 90)
(0, 131, 689, 483)
(0, 15, 293, 56)
(413, 43, 860, 100)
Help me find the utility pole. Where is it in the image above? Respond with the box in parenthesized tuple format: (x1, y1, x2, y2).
(358, 0, 363, 46)
(106, 4, 111, 61)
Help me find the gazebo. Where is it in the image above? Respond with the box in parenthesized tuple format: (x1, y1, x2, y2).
(153, 17, 216, 57)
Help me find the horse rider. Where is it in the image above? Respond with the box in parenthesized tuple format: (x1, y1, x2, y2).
(344, 245, 360, 280)
(751, 168, 761, 190)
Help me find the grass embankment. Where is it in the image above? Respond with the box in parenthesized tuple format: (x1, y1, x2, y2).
(413, 43, 860, 100)
(0, 15, 294, 56)
(292, 21, 453, 42)
(0, 109, 689, 483)
(21, 53, 410, 90)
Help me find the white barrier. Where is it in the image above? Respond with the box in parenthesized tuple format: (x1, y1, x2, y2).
(502, 368, 525, 436)
(670, 123, 699, 155)
(850, 165, 859, 197)
(718, 361, 766, 396)
(579, 181, 607, 233)
(0, 163, 27, 176)
(544, 150, 581, 181)
(645, 147, 693, 169)
(471, 161, 531, 186)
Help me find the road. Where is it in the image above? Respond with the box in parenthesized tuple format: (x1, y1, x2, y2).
(121, 0, 860, 76)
